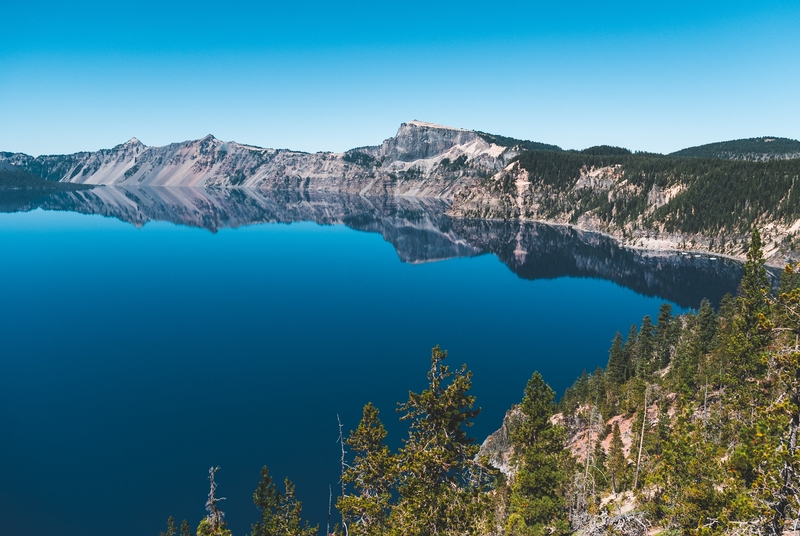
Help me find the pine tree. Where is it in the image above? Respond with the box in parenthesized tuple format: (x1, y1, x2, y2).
(196, 519, 230, 536)
(607, 422, 627, 494)
(670, 315, 701, 394)
(776, 263, 800, 350)
(637, 315, 655, 378)
(656, 303, 674, 368)
(778, 262, 800, 296)
(277, 479, 317, 536)
(506, 372, 570, 536)
(741, 228, 771, 339)
(697, 298, 718, 355)
(390, 345, 487, 536)
(180, 520, 191, 536)
(588, 440, 607, 501)
(647, 409, 734, 531)
(623, 324, 638, 381)
(727, 229, 774, 382)
(338, 402, 395, 536)
(606, 332, 626, 384)
(250, 467, 317, 536)
(251, 466, 280, 536)
(160, 516, 177, 536)
(751, 275, 800, 534)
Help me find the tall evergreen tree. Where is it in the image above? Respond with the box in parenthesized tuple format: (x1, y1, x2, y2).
(670, 315, 701, 394)
(587, 367, 606, 409)
(160, 517, 177, 536)
(647, 410, 736, 532)
(250, 467, 317, 536)
(697, 298, 718, 355)
(741, 228, 771, 337)
(506, 372, 569, 536)
(624, 324, 638, 381)
(637, 315, 655, 378)
(606, 332, 626, 384)
(390, 345, 487, 536)
(727, 228, 774, 381)
(751, 274, 800, 534)
(656, 303, 674, 368)
(607, 422, 627, 494)
(251, 466, 280, 536)
(276, 479, 317, 536)
(338, 402, 395, 536)
(776, 263, 800, 350)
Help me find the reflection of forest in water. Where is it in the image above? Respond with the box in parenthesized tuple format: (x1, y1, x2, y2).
(2, 186, 754, 309)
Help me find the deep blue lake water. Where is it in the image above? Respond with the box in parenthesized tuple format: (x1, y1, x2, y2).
(0, 192, 737, 536)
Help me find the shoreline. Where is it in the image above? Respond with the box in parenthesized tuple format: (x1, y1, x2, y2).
(445, 213, 794, 269)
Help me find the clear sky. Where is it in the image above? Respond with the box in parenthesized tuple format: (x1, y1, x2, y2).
(2, 0, 799, 156)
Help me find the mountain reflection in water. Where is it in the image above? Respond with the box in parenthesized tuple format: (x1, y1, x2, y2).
(4, 186, 747, 309)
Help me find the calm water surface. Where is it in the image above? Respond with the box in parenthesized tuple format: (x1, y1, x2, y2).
(1, 204, 708, 536)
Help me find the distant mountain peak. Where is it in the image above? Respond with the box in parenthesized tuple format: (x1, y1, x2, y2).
(125, 137, 143, 146)
(404, 120, 470, 132)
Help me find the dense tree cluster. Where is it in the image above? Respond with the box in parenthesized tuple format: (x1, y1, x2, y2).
(559, 229, 800, 534)
(507, 150, 800, 238)
(669, 137, 800, 160)
(474, 132, 563, 153)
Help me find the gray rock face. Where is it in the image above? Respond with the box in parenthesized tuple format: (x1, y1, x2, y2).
(478, 407, 521, 478)
(373, 121, 482, 162)
(0, 122, 517, 198)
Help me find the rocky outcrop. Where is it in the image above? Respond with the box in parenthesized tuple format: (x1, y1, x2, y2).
(478, 407, 521, 478)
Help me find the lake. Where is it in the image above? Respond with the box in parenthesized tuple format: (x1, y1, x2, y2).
(0, 187, 744, 536)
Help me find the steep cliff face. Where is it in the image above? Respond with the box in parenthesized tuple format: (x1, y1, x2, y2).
(0, 122, 517, 197)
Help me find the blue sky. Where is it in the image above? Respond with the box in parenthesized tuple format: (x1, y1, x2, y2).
(2, 0, 799, 156)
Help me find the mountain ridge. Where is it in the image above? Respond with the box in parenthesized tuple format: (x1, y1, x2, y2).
(0, 122, 522, 195)
(669, 136, 800, 161)
(3, 124, 798, 189)
(3, 122, 799, 265)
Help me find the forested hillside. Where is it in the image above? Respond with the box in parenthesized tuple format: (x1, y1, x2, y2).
(0, 162, 93, 210)
(160, 229, 800, 536)
(670, 137, 800, 161)
(450, 151, 800, 264)
(0, 161, 93, 191)
(553, 228, 800, 535)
